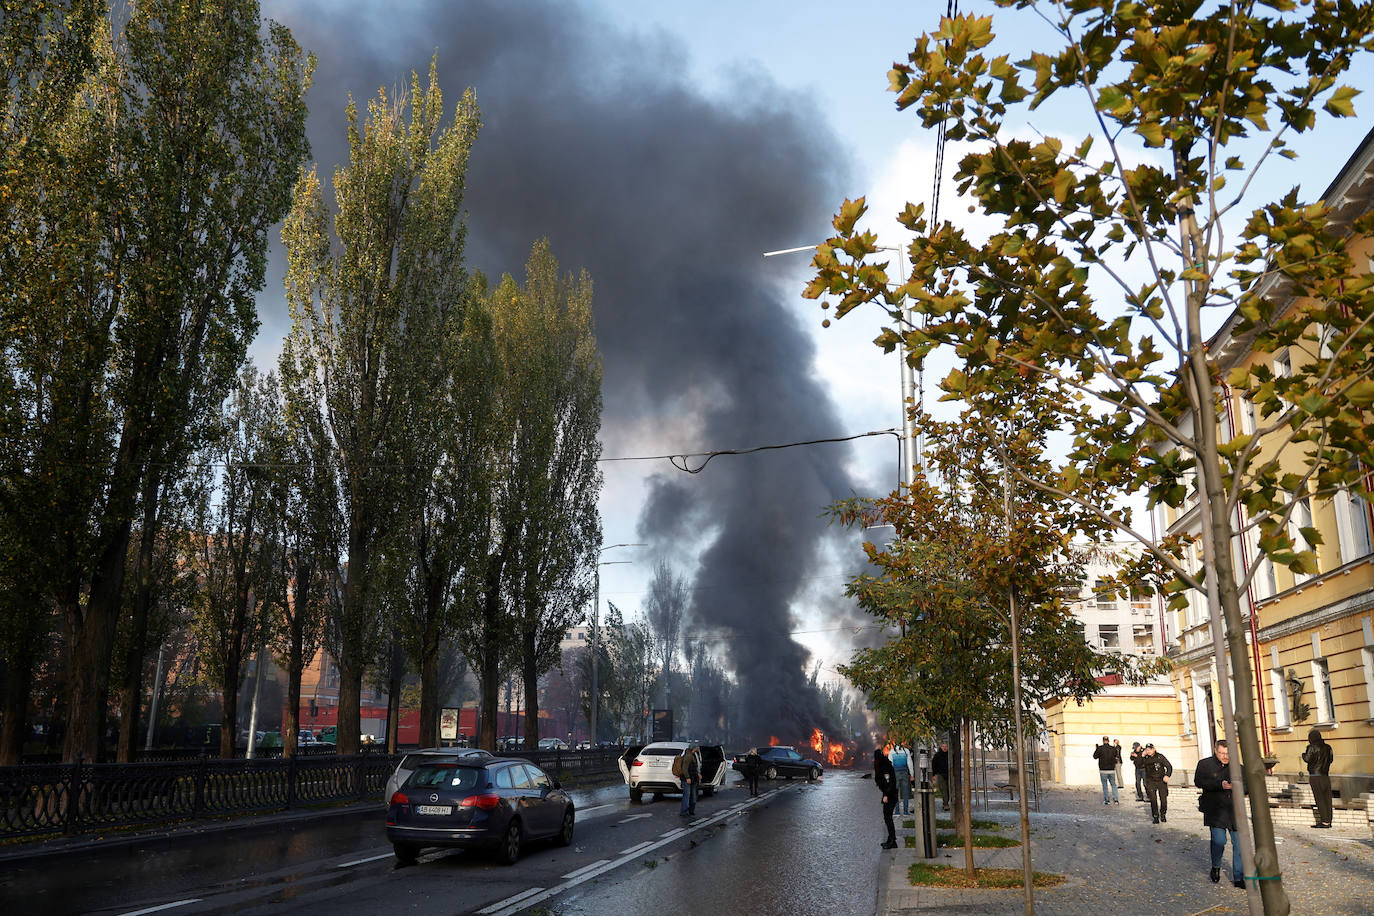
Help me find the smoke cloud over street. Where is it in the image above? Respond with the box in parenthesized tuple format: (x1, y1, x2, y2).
(262, 0, 868, 741)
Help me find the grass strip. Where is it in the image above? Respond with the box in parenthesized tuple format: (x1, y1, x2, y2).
(936, 816, 1000, 830)
(936, 832, 1020, 848)
(908, 862, 1065, 889)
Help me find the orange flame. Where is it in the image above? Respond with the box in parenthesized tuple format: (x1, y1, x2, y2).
(810, 728, 824, 754)
(827, 741, 845, 766)
(768, 735, 781, 746)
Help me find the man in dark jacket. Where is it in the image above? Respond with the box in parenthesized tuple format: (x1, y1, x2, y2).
(679, 745, 700, 817)
(1140, 743, 1173, 823)
(1092, 735, 1120, 805)
(1302, 729, 1334, 827)
(1195, 738, 1244, 887)
(874, 747, 897, 849)
(1129, 741, 1146, 801)
(931, 741, 950, 811)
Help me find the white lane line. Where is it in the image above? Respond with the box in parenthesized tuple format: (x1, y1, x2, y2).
(616, 813, 653, 825)
(561, 859, 612, 880)
(576, 803, 616, 817)
(476, 887, 544, 914)
(617, 841, 654, 856)
(483, 786, 792, 916)
(335, 852, 394, 869)
(658, 827, 685, 839)
(117, 902, 203, 916)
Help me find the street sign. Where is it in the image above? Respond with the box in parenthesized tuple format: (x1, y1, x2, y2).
(440, 707, 459, 741)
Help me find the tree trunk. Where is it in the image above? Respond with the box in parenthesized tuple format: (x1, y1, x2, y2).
(63, 522, 133, 763)
(0, 633, 36, 766)
(337, 655, 362, 757)
(419, 632, 440, 748)
(961, 718, 975, 878)
(479, 651, 499, 752)
(385, 634, 403, 754)
(219, 641, 243, 759)
(522, 630, 540, 749)
(117, 494, 160, 763)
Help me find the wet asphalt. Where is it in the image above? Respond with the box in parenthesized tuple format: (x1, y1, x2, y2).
(0, 770, 881, 916)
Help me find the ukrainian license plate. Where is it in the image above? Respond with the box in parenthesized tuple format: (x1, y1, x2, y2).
(416, 805, 452, 815)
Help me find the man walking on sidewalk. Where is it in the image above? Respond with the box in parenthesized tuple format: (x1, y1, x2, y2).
(931, 741, 950, 811)
(1140, 743, 1173, 823)
(874, 747, 898, 849)
(1093, 735, 1120, 804)
(1195, 739, 1244, 888)
(1112, 739, 1125, 793)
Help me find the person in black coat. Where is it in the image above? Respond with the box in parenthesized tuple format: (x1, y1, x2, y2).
(1195, 738, 1244, 887)
(1139, 743, 1173, 823)
(745, 748, 763, 797)
(874, 747, 897, 849)
(1302, 729, 1334, 827)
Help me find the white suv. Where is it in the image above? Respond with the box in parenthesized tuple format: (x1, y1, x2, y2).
(618, 742, 727, 803)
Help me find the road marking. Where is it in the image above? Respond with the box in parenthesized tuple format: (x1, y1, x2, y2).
(482, 785, 794, 916)
(335, 852, 395, 868)
(577, 804, 616, 816)
(658, 827, 685, 839)
(561, 859, 612, 880)
(618, 840, 654, 856)
(117, 902, 203, 916)
(477, 887, 544, 914)
(616, 813, 653, 825)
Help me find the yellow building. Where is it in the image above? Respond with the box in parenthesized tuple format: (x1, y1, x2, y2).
(1161, 127, 1374, 815)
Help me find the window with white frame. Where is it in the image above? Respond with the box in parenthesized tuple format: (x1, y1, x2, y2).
(1313, 656, 1335, 724)
(1289, 497, 1317, 584)
(1363, 645, 1374, 721)
(1334, 484, 1373, 565)
(1178, 688, 1192, 736)
(1094, 580, 1115, 611)
(1270, 665, 1291, 729)
(1099, 624, 1120, 649)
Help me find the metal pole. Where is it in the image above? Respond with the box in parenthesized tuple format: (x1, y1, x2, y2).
(591, 566, 600, 747)
(144, 642, 166, 751)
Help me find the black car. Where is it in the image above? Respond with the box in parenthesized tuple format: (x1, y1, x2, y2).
(734, 745, 823, 781)
(386, 758, 574, 865)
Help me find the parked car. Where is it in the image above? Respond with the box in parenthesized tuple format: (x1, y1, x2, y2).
(618, 741, 728, 803)
(297, 729, 322, 747)
(385, 747, 495, 804)
(734, 745, 823, 782)
(317, 726, 337, 745)
(537, 737, 569, 751)
(386, 758, 574, 865)
(575, 740, 592, 751)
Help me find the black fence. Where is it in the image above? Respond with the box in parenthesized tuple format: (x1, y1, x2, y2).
(0, 748, 624, 841)
(0, 752, 397, 841)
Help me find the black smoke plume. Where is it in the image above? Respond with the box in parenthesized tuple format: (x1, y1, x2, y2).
(260, 0, 863, 744)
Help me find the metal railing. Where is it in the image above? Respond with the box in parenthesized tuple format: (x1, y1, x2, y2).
(496, 747, 623, 779)
(0, 753, 397, 840)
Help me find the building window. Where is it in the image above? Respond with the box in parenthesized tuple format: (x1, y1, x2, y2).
(1271, 666, 1291, 729)
(1240, 394, 1257, 435)
(1094, 580, 1115, 611)
(1290, 497, 1317, 585)
(1362, 645, 1374, 721)
(1178, 688, 1193, 736)
(1099, 624, 1120, 649)
(1313, 657, 1335, 724)
(1334, 484, 1373, 565)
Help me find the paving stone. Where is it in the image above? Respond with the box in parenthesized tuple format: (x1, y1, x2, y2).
(878, 784, 1374, 915)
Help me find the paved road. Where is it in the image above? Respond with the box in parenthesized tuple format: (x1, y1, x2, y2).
(1, 770, 880, 916)
(880, 781, 1374, 915)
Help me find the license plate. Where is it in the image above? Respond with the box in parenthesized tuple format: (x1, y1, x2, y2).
(416, 805, 452, 815)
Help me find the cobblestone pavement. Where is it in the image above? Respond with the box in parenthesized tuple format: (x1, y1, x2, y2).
(878, 783, 1374, 915)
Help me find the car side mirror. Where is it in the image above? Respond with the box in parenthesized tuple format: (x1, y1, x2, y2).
(552, 779, 562, 790)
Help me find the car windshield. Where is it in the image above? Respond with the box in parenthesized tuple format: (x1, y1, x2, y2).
(639, 747, 683, 756)
(405, 765, 483, 790)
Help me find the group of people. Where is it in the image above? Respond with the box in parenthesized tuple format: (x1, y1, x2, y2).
(872, 741, 951, 850)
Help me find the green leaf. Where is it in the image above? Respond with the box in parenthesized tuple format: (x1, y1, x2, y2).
(1323, 86, 1359, 118)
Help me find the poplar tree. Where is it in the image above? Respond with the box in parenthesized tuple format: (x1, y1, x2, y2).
(281, 62, 479, 755)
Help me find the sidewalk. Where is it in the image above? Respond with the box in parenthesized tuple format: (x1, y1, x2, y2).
(878, 783, 1374, 915)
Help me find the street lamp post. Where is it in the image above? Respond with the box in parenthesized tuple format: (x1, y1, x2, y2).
(591, 543, 645, 746)
(765, 243, 920, 484)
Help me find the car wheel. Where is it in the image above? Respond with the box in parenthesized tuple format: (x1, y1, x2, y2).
(392, 842, 420, 865)
(555, 808, 574, 846)
(629, 787, 643, 804)
(765, 766, 777, 780)
(809, 767, 821, 782)
(495, 819, 522, 865)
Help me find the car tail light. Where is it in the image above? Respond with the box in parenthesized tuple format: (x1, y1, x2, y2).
(390, 792, 409, 806)
(631, 760, 644, 766)
(461, 794, 502, 810)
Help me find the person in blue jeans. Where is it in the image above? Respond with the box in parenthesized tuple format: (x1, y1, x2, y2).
(1195, 738, 1245, 888)
(1092, 735, 1120, 804)
(679, 745, 700, 817)
(892, 744, 912, 815)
